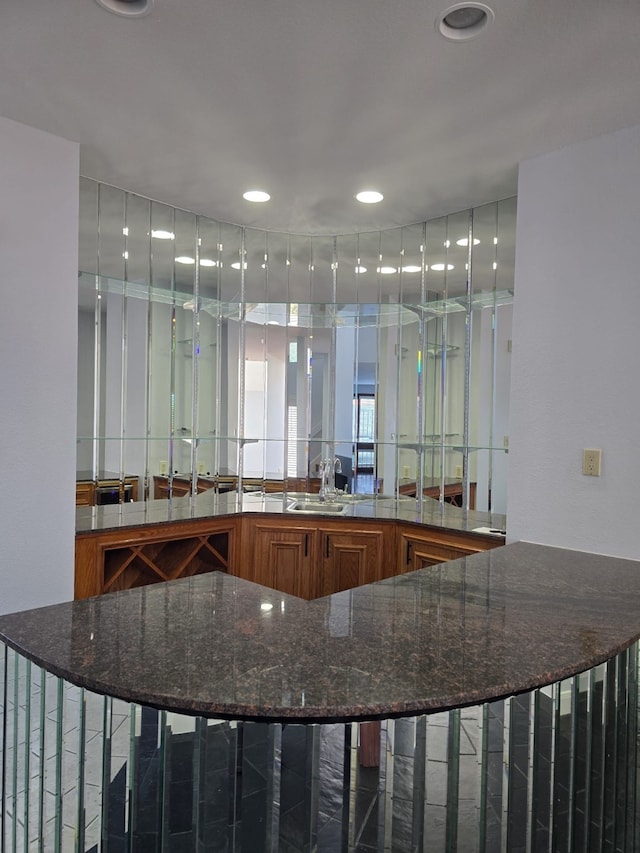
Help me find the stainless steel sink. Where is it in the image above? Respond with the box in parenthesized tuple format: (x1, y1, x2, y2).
(286, 499, 349, 515)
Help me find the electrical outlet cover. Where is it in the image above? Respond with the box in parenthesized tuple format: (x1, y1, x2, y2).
(582, 448, 601, 477)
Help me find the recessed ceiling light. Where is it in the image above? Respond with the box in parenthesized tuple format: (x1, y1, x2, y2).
(199, 258, 218, 267)
(356, 190, 384, 204)
(436, 3, 494, 41)
(175, 256, 195, 265)
(402, 265, 422, 273)
(456, 237, 480, 246)
(243, 190, 271, 203)
(94, 0, 154, 17)
(377, 266, 397, 275)
(430, 263, 455, 271)
(355, 265, 367, 274)
(152, 229, 175, 240)
(231, 261, 248, 270)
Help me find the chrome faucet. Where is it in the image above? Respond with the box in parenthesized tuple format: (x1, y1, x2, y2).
(318, 459, 329, 501)
(319, 456, 342, 501)
(332, 456, 342, 493)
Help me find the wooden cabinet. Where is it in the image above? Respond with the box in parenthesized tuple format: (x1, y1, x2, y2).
(76, 475, 139, 507)
(398, 479, 477, 509)
(153, 476, 216, 499)
(76, 512, 503, 601)
(75, 517, 237, 599)
(75, 481, 95, 507)
(239, 517, 392, 599)
(319, 525, 387, 596)
(243, 520, 314, 598)
(396, 523, 503, 574)
(154, 475, 323, 499)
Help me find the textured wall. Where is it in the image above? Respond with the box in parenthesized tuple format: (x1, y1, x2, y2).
(508, 123, 640, 558)
(0, 117, 79, 612)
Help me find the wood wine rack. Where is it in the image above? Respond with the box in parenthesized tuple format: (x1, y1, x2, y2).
(75, 519, 237, 599)
(103, 532, 231, 594)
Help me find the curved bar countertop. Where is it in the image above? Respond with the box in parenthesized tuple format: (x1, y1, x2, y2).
(75, 488, 506, 536)
(2, 541, 640, 723)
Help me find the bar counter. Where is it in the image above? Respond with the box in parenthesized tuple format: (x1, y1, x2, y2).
(1, 542, 639, 721)
(74, 487, 506, 536)
(2, 541, 640, 850)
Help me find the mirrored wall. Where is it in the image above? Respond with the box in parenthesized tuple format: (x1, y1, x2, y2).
(77, 178, 515, 512)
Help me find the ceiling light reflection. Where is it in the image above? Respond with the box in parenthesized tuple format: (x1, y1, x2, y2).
(356, 190, 384, 204)
(243, 190, 271, 203)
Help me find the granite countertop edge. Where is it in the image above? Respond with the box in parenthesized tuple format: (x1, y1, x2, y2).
(3, 542, 640, 723)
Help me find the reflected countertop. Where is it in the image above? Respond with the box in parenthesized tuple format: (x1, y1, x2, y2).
(76, 470, 138, 483)
(76, 489, 506, 538)
(2, 543, 640, 722)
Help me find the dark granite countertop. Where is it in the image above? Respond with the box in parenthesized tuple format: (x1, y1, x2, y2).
(2, 542, 640, 723)
(76, 489, 506, 538)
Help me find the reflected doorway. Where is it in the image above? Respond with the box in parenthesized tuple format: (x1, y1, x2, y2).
(353, 394, 376, 492)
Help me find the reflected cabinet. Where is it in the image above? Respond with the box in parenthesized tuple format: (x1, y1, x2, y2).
(77, 179, 515, 514)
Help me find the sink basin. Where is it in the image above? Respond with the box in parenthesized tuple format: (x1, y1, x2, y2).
(286, 499, 349, 515)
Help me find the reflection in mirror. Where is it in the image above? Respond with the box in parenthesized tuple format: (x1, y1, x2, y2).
(77, 178, 514, 517)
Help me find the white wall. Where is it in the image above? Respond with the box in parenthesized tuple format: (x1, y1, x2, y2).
(507, 123, 640, 558)
(0, 117, 79, 613)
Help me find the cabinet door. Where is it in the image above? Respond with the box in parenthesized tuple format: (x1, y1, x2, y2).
(400, 535, 469, 571)
(396, 525, 503, 574)
(153, 476, 195, 499)
(321, 528, 385, 596)
(251, 524, 314, 599)
(76, 482, 95, 507)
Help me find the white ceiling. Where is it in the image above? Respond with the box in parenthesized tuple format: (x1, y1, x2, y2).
(2, 0, 640, 235)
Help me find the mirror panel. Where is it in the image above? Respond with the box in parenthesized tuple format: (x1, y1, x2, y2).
(77, 178, 515, 513)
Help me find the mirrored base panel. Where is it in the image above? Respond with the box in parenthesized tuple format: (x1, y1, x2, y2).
(2, 641, 638, 852)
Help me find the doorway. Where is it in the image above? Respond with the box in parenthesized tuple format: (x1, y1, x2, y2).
(353, 394, 376, 491)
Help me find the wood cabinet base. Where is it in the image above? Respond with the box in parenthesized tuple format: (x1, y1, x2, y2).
(75, 518, 237, 599)
(76, 514, 502, 600)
